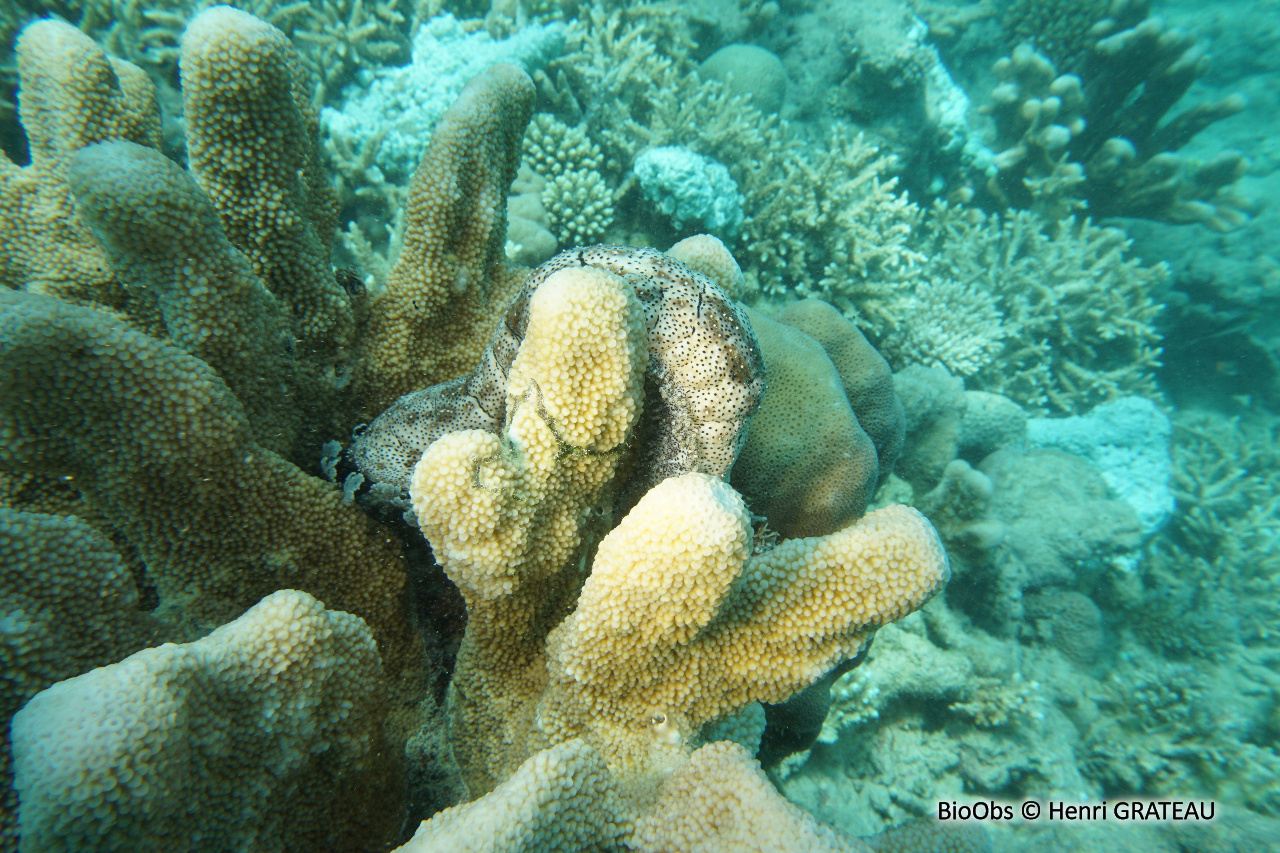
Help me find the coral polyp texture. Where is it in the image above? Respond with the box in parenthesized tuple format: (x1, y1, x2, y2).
(352, 244, 766, 510)
(0, 6, 967, 850)
(391, 238, 948, 847)
(11, 589, 401, 853)
(13, 0, 1268, 849)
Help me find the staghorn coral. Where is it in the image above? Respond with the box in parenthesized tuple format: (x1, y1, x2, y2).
(1127, 408, 1280, 657)
(535, 5, 690, 173)
(983, 1, 1251, 229)
(871, 274, 1010, 380)
(903, 203, 1165, 414)
(294, 0, 412, 102)
(533, 1, 803, 264)
(1164, 408, 1280, 557)
(746, 130, 923, 303)
(11, 589, 402, 852)
(823, 201, 1164, 415)
(1083, 651, 1280, 814)
(2, 0, 408, 110)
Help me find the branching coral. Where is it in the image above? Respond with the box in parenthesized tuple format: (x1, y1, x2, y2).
(389, 241, 948, 846)
(355, 62, 534, 413)
(744, 130, 923, 301)
(1, 6, 987, 851)
(0, 14, 546, 821)
(1129, 409, 1280, 655)
(0, 18, 160, 306)
(1084, 653, 1280, 816)
(889, 203, 1165, 414)
(983, 0, 1251, 229)
(812, 197, 1164, 414)
(1001, 0, 1117, 72)
(522, 112, 614, 247)
(12, 589, 403, 852)
(0, 508, 156, 851)
(182, 6, 352, 362)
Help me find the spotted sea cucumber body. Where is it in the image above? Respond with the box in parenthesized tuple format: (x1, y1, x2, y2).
(350, 244, 765, 502)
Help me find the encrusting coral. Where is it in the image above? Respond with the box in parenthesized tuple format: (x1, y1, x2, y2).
(2, 6, 971, 852)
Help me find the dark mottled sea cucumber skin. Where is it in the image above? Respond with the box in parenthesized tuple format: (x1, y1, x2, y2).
(351, 244, 765, 504)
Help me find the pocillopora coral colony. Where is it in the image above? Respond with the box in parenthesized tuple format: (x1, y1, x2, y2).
(4, 0, 1279, 851)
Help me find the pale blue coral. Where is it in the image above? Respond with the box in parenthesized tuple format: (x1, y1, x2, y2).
(1028, 396, 1174, 534)
(633, 146, 745, 237)
(321, 14, 565, 181)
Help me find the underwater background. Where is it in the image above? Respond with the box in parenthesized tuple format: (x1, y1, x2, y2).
(2, 0, 1280, 850)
